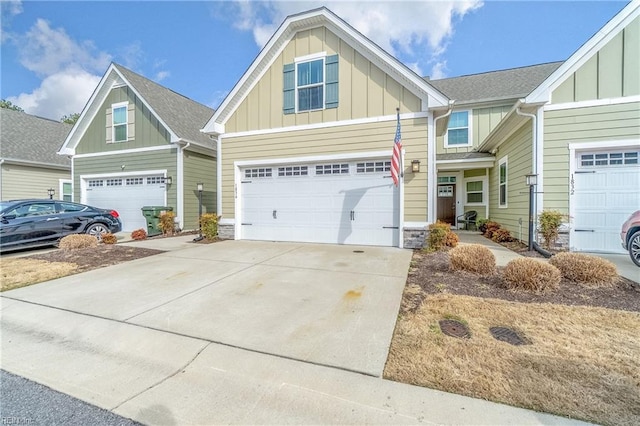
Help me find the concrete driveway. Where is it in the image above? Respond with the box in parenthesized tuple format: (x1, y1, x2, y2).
(2, 240, 411, 376)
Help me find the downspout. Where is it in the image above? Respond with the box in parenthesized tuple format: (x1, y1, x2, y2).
(177, 142, 190, 230)
(431, 100, 455, 224)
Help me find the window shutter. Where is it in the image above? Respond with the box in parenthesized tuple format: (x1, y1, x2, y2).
(105, 108, 112, 143)
(325, 55, 339, 109)
(127, 102, 135, 141)
(283, 63, 295, 114)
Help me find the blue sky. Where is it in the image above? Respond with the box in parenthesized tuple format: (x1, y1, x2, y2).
(0, 0, 629, 121)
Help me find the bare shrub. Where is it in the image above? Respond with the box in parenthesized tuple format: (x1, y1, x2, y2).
(549, 252, 618, 286)
(427, 221, 450, 251)
(449, 244, 496, 276)
(200, 213, 220, 240)
(484, 221, 501, 239)
(503, 258, 561, 293)
(491, 228, 513, 243)
(444, 231, 459, 248)
(59, 234, 98, 250)
(159, 211, 176, 235)
(101, 233, 117, 245)
(131, 228, 147, 240)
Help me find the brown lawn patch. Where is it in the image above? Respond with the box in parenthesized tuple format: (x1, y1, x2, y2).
(386, 250, 640, 426)
(1, 258, 78, 291)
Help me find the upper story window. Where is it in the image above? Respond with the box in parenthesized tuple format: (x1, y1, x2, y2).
(112, 102, 128, 142)
(283, 54, 339, 114)
(445, 111, 471, 147)
(499, 156, 508, 208)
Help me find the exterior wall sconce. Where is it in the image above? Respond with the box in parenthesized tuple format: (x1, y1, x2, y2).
(163, 176, 173, 185)
(47, 188, 55, 199)
(411, 160, 421, 173)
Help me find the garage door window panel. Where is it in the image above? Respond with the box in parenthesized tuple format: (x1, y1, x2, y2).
(278, 166, 308, 177)
(245, 168, 272, 178)
(356, 161, 391, 173)
(316, 164, 349, 175)
(580, 151, 639, 167)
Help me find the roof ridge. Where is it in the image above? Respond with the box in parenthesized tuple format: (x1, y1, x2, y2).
(428, 60, 565, 82)
(0, 108, 73, 126)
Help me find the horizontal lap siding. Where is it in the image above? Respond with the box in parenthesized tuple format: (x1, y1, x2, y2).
(74, 150, 177, 209)
(543, 102, 640, 213)
(222, 118, 428, 222)
(489, 124, 532, 243)
(1, 165, 70, 200)
(182, 151, 216, 231)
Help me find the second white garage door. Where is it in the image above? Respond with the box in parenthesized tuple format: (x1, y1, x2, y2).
(240, 160, 400, 246)
(84, 175, 166, 232)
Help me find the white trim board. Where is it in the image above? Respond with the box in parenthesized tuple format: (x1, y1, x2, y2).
(544, 95, 640, 111)
(72, 144, 175, 159)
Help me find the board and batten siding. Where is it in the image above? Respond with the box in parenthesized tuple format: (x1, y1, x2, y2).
(489, 124, 533, 243)
(182, 151, 216, 231)
(225, 27, 421, 134)
(74, 150, 177, 208)
(222, 117, 428, 222)
(543, 102, 640, 213)
(0, 164, 70, 200)
(552, 16, 640, 103)
(436, 104, 512, 155)
(76, 86, 172, 155)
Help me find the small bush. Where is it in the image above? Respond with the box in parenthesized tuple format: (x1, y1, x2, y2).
(503, 258, 561, 293)
(549, 252, 618, 286)
(477, 218, 489, 234)
(101, 233, 117, 245)
(159, 211, 176, 235)
(131, 228, 147, 240)
(449, 244, 496, 276)
(200, 213, 220, 240)
(484, 221, 501, 239)
(539, 210, 564, 249)
(59, 234, 98, 250)
(491, 228, 514, 243)
(428, 221, 456, 251)
(444, 231, 459, 248)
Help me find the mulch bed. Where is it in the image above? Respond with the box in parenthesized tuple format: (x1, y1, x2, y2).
(407, 250, 640, 314)
(28, 246, 164, 273)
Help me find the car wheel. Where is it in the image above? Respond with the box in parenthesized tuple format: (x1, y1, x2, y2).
(86, 223, 109, 241)
(629, 230, 640, 267)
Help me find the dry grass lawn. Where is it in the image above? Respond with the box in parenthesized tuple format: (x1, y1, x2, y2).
(385, 293, 640, 426)
(1, 258, 78, 292)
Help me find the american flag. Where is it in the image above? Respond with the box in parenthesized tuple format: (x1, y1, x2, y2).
(391, 111, 402, 186)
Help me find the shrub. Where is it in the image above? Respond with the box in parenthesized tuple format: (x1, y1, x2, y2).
(101, 233, 117, 245)
(539, 210, 564, 249)
(200, 213, 220, 240)
(159, 211, 176, 235)
(503, 258, 561, 293)
(549, 252, 618, 286)
(59, 234, 98, 250)
(477, 218, 489, 234)
(484, 221, 501, 239)
(131, 228, 147, 240)
(449, 244, 496, 276)
(428, 221, 456, 251)
(491, 228, 514, 243)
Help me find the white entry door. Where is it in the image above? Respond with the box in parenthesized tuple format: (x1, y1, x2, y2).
(240, 160, 400, 246)
(572, 150, 640, 253)
(83, 175, 166, 232)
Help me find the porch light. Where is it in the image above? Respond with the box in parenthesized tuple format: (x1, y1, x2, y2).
(411, 160, 421, 173)
(526, 174, 537, 186)
(47, 188, 55, 199)
(525, 174, 538, 251)
(163, 176, 173, 185)
(194, 183, 204, 242)
(196, 182, 204, 192)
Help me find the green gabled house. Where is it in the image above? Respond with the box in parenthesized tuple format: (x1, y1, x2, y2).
(58, 63, 216, 232)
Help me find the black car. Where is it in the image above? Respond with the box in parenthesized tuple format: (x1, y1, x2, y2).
(0, 199, 122, 252)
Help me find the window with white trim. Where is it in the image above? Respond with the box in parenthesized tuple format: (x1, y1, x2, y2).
(438, 186, 453, 197)
(466, 181, 483, 204)
(356, 161, 391, 173)
(278, 166, 308, 177)
(316, 164, 349, 175)
(445, 111, 471, 147)
(498, 157, 508, 207)
(61, 181, 72, 202)
(297, 59, 324, 112)
(112, 102, 128, 142)
(580, 151, 639, 167)
(245, 168, 272, 178)
(437, 176, 456, 183)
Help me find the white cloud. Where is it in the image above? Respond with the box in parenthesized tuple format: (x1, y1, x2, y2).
(154, 70, 170, 82)
(7, 69, 100, 120)
(225, 0, 483, 77)
(429, 61, 448, 80)
(1, 0, 23, 17)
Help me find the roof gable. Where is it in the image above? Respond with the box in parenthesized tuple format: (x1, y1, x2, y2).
(526, 0, 640, 104)
(203, 7, 449, 135)
(1, 109, 71, 168)
(60, 63, 215, 155)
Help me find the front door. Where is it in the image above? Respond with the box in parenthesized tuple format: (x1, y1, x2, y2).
(437, 184, 456, 225)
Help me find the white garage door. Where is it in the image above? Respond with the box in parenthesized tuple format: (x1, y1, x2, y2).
(572, 150, 640, 253)
(84, 175, 166, 232)
(241, 160, 399, 246)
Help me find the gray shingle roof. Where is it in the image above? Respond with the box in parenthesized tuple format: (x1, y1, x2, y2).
(1, 109, 71, 167)
(428, 62, 564, 105)
(436, 152, 494, 161)
(114, 64, 215, 148)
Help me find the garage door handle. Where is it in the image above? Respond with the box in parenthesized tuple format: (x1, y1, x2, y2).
(383, 226, 399, 229)
(273, 210, 277, 219)
(574, 229, 595, 232)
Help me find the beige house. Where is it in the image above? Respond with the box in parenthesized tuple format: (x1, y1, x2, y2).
(1, 109, 71, 201)
(203, 4, 639, 252)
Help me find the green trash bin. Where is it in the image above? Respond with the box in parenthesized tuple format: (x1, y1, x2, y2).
(141, 206, 173, 237)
